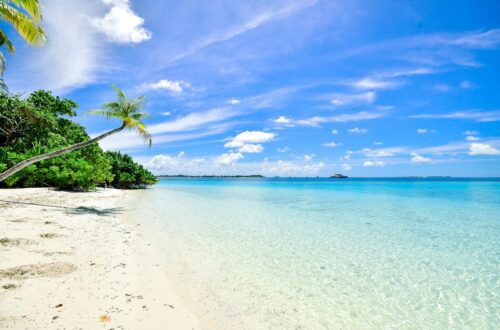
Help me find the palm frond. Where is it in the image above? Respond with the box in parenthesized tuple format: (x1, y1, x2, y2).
(110, 84, 127, 107)
(0, 50, 6, 73)
(0, 76, 8, 94)
(88, 109, 114, 120)
(4, 0, 41, 21)
(90, 85, 152, 147)
(130, 112, 150, 120)
(0, 3, 45, 46)
(0, 29, 14, 53)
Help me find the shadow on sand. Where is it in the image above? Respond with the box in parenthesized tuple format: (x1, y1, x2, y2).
(0, 200, 124, 217)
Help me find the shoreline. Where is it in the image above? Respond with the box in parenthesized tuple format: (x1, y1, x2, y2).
(0, 188, 199, 329)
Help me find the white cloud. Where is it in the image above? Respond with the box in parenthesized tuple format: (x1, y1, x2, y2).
(445, 29, 500, 48)
(410, 110, 500, 122)
(294, 111, 386, 127)
(161, 111, 171, 116)
(303, 154, 314, 161)
(238, 144, 264, 153)
(8, 0, 103, 92)
(330, 91, 376, 106)
(214, 152, 244, 166)
(261, 159, 325, 176)
(98, 124, 231, 151)
(465, 135, 480, 141)
(417, 128, 428, 134)
(468, 143, 500, 155)
(434, 84, 451, 92)
(460, 81, 474, 89)
(227, 99, 241, 105)
(358, 147, 406, 158)
(148, 107, 234, 135)
(278, 146, 290, 153)
(348, 127, 368, 134)
(464, 130, 479, 135)
(273, 116, 293, 124)
(146, 152, 206, 174)
(142, 153, 327, 176)
(164, 1, 320, 64)
(331, 129, 339, 135)
(224, 131, 276, 148)
(341, 163, 352, 171)
(92, 0, 151, 44)
(140, 79, 191, 93)
(323, 142, 342, 148)
(366, 150, 393, 157)
(411, 153, 431, 163)
(351, 78, 397, 90)
(363, 160, 385, 167)
(353, 29, 500, 66)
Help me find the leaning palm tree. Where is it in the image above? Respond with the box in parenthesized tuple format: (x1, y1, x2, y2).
(0, 0, 46, 91)
(0, 85, 152, 182)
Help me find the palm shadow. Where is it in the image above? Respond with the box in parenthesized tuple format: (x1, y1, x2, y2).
(0, 200, 124, 217)
(65, 206, 124, 216)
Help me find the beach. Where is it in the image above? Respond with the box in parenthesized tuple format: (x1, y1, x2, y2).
(1, 179, 499, 329)
(0, 188, 199, 330)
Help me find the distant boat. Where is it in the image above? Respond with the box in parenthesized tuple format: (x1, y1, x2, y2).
(330, 173, 348, 178)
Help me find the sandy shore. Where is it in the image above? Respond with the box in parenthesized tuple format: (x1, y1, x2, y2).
(0, 188, 199, 330)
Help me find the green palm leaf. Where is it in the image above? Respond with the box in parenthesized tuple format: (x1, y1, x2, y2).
(3, 0, 42, 21)
(89, 85, 153, 147)
(0, 3, 45, 47)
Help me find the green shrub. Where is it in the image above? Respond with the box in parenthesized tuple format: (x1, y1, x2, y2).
(0, 91, 156, 191)
(106, 151, 157, 188)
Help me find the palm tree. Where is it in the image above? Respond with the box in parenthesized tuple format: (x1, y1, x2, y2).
(0, 85, 152, 182)
(0, 0, 46, 91)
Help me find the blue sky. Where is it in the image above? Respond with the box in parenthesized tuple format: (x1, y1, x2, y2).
(4, 0, 500, 176)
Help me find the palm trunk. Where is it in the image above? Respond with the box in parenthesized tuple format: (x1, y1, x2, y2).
(0, 123, 126, 183)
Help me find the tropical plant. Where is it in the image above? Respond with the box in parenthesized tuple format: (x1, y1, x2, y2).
(0, 85, 152, 183)
(105, 151, 157, 188)
(0, 0, 46, 92)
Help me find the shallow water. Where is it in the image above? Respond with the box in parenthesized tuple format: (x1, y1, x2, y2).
(130, 178, 500, 329)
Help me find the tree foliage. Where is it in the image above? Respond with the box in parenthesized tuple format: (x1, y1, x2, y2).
(0, 90, 157, 190)
(106, 151, 157, 189)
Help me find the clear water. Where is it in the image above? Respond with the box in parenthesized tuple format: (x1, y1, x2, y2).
(130, 178, 500, 329)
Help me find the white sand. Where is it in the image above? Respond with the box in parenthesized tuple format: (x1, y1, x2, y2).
(0, 188, 200, 330)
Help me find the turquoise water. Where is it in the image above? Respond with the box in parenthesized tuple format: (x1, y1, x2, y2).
(131, 178, 500, 329)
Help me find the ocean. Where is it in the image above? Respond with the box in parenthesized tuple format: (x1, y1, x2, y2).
(130, 178, 499, 329)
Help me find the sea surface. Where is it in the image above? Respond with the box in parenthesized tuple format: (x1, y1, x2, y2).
(130, 178, 500, 329)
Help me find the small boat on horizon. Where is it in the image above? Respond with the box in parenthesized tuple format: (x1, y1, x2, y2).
(330, 173, 348, 178)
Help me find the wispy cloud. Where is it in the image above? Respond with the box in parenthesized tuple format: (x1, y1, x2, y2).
(330, 91, 376, 106)
(363, 160, 385, 167)
(410, 110, 500, 122)
(348, 127, 368, 134)
(8, 0, 104, 92)
(323, 142, 342, 148)
(164, 0, 320, 64)
(148, 107, 236, 134)
(98, 123, 231, 151)
(339, 29, 500, 62)
(8, 0, 152, 92)
(289, 111, 387, 127)
(411, 153, 432, 163)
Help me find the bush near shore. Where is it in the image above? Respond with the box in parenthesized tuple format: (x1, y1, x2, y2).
(0, 90, 157, 191)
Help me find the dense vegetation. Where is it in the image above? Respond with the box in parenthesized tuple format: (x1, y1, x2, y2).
(0, 90, 157, 190)
(105, 151, 157, 188)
